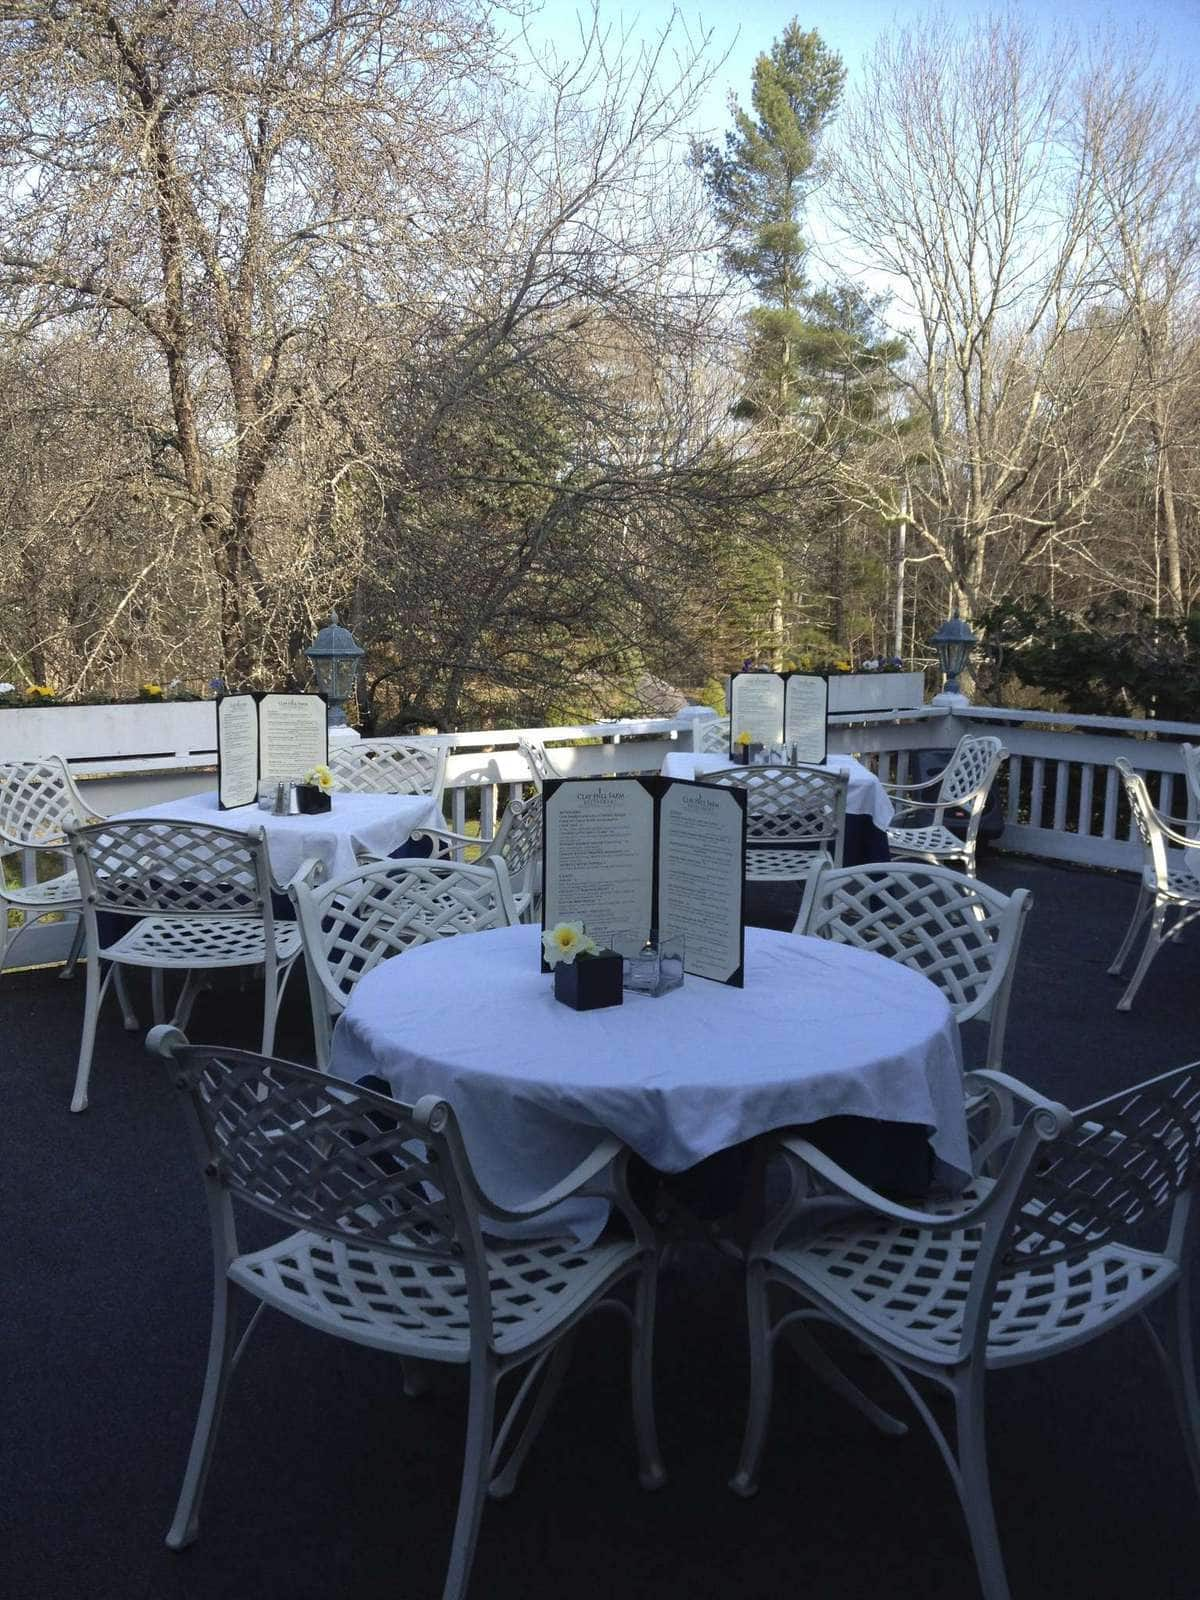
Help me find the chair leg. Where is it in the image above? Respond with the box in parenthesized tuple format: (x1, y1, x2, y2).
(953, 1377, 1012, 1600)
(1117, 903, 1168, 1011)
(1161, 1282, 1200, 1500)
(152, 967, 166, 1026)
(730, 1262, 774, 1497)
(166, 1273, 240, 1550)
(260, 959, 298, 1057)
(488, 1339, 575, 1501)
(783, 1322, 908, 1437)
(61, 914, 85, 979)
(71, 956, 113, 1113)
(1109, 884, 1151, 976)
(441, 1358, 497, 1600)
(631, 1255, 665, 1490)
(173, 971, 204, 1032)
(113, 964, 139, 1030)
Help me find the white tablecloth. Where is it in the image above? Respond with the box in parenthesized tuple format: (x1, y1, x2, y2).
(660, 752, 894, 831)
(330, 924, 968, 1240)
(114, 790, 444, 885)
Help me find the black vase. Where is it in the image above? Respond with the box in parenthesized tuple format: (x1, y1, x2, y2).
(553, 951, 623, 1011)
(295, 784, 331, 815)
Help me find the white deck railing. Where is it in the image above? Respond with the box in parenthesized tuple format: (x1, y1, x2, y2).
(5, 697, 1199, 966)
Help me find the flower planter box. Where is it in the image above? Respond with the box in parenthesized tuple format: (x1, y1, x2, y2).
(0, 700, 217, 765)
(825, 672, 927, 717)
(553, 952, 624, 1011)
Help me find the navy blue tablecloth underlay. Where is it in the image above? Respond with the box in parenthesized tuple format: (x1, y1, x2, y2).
(741, 814, 890, 936)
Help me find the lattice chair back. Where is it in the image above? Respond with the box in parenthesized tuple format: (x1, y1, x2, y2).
(70, 819, 273, 918)
(493, 796, 543, 908)
(999, 1063, 1200, 1284)
(1116, 759, 1173, 890)
(516, 737, 562, 793)
(154, 1033, 493, 1322)
(0, 755, 98, 851)
(698, 716, 731, 755)
(326, 739, 448, 803)
(799, 861, 1031, 1067)
(936, 735, 1004, 807)
(290, 857, 520, 1066)
(816, 1060, 1200, 1365)
(702, 765, 848, 861)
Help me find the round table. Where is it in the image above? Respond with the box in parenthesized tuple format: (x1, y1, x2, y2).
(659, 751, 894, 832)
(115, 789, 444, 884)
(329, 924, 969, 1242)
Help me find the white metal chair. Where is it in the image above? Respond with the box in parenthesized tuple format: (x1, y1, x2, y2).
(67, 819, 304, 1112)
(796, 861, 1032, 1071)
(698, 715, 731, 755)
(884, 735, 1005, 878)
(290, 857, 519, 1068)
(516, 737, 564, 793)
(731, 1061, 1200, 1600)
(147, 1027, 663, 1600)
(412, 797, 544, 921)
(326, 738, 448, 804)
(0, 754, 103, 975)
(701, 765, 848, 882)
(1108, 757, 1200, 1010)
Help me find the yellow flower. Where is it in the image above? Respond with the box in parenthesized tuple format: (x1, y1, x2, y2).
(303, 763, 335, 794)
(736, 730, 752, 747)
(541, 920, 599, 966)
(141, 682, 163, 697)
(29, 684, 55, 698)
(835, 659, 852, 672)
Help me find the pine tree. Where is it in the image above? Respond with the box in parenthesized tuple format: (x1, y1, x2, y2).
(695, 21, 845, 419)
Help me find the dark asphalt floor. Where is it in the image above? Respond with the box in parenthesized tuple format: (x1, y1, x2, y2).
(4, 850, 1199, 1600)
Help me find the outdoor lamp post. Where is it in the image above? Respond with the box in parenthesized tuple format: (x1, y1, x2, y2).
(929, 613, 978, 708)
(304, 611, 364, 728)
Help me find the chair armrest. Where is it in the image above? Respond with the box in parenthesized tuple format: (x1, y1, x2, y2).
(410, 826, 480, 859)
(1155, 815, 1200, 852)
(280, 856, 327, 896)
(775, 1135, 1000, 1229)
(882, 773, 944, 797)
(963, 1069, 1066, 1114)
(445, 1126, 626, 1224)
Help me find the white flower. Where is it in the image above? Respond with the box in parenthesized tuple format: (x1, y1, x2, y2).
(303, 764, 335, 794)
(541, 921, 599, 966)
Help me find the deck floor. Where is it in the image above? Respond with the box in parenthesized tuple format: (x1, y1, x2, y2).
(4, 852, 1199, 1600)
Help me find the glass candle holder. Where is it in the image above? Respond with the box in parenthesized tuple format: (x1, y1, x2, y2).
(611, 930, 684, 997)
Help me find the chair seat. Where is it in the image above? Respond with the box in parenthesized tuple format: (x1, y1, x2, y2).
(887, 824, 966, 860)
(771, 1179, 1177, 1369)
(101, 915, 303, 969)
(1146, 860, 1200, 902)
(744, 848, 823, 882)
(231, 1228, 641, 1361)
(0, 867, 81, 910)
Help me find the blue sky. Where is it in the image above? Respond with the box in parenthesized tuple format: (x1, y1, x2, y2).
(527, 1, 1200, 140)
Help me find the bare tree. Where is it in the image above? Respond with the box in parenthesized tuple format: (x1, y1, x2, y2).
(0, 0, 494, 681)
(826, 13, 1148, 617)
(1082, 46, 1200, 616)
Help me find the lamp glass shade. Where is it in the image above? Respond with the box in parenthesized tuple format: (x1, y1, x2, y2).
(304, 612, 364, 725)
(928, 615, 977, 692)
